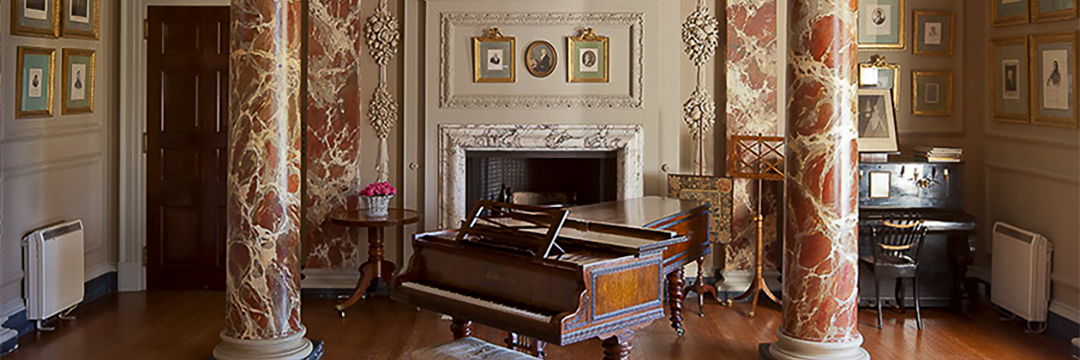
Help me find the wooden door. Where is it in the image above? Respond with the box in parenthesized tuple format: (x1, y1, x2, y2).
(146, 6, 230, 290)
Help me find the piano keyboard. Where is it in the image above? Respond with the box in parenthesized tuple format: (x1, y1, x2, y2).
(399, 282, 554, 324)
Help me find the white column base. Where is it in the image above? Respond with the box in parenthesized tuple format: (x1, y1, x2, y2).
(213, 327, 314, 360)
(765, 330, 870, 360)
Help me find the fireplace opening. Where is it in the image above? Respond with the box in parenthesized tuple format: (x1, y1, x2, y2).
(466, 150, 618, 208)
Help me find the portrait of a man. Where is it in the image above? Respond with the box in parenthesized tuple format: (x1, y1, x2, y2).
(580, 49, 599, 73)
(526, 41, 556, 78)
(864, 4, 892, 36)
(1003, 60, 1020, 100)
(1042, 49, 1069, 110)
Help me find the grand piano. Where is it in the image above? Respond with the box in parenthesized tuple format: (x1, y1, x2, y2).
(393, 200, 687, 360)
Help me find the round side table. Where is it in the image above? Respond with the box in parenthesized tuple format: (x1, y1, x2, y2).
(329, 208, 420, 317)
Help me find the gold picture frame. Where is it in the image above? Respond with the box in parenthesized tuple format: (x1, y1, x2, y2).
(912, 70, 953, 116)
(1032, 0, 1078, 23)
(1029, 32, 1079, 128)
(991, 0, 1030, 26)
(11, 0, 61, 38)
(16, 46, 56, 119)
(525, 40, 557, 78)
(990, 36, 1030, 124)
(859, 55, 901, 110)
(857, 0, 905, 49)
(62, 48, 95, 114)
(473, 28, 515, 83)
(567, 28, 610, 83)
(61, 0, 100, 40)
(913, 10, 954, 56)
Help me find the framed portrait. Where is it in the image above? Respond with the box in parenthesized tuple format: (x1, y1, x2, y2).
(992, 0, 1030, 26)
(567, 28, 609, 83)
(990, 36, 1030, 123)
(473, 28, 515, 83)
(859, 54, 900, 110)
(1029, 32, 1078, 128)
(62, 0, 98, 39)
(913, 10, 954, 56)
(857, 89, 899, 153)
(1032, 0, 1078, 23)
(62, 49, 95, 115)
(16, 47, 56, 119)
(525, 40, 556, 78)
(858, 0, 905, 49)
(912, 71, 953, 116)
(10, 0, 61, 38)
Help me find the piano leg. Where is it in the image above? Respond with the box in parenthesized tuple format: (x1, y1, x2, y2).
(667, 269, 685, 336)
(451, 318, 473, 339)
(601, 331, 634, 360)
(947, 232, 974, 314)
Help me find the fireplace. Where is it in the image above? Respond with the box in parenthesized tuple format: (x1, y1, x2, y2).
(466, 150, 618, 208)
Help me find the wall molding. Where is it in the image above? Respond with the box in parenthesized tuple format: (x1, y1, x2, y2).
(1052, 272, 1080, 290)
(1051, 300, 1080, 323)
(439, 11, 644, 109)
(985, 159, 1080, 185)
(1, 152, 102, 178)
(986, 130, 1080, 149)
(85, 263, 116, 283)
(1, 122, 103, 144)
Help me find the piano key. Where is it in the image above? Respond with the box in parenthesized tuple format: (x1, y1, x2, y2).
(399, 282, 554, 324)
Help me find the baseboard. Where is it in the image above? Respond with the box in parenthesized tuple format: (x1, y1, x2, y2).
(300, 269, 361, 290)
(1048, 300, 1080, 345)
(84, 272, 118, 304)
(117, 261, 144, 292)
(84, 263, 116, 283)
(1, 271, 118, 340)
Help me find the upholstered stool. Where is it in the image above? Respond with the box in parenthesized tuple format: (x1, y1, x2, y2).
(407, 337, 541, 360)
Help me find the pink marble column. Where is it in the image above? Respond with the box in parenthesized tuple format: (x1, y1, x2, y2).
(214, 0, 315, 359)
(764, 0, 868, 358)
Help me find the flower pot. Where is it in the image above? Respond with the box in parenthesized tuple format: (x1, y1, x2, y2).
(363, 195, 393, 217)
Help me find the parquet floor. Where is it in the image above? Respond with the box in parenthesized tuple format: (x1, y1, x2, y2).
(1, 291, 1069, 359)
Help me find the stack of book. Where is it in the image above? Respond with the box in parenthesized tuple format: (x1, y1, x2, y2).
(914, 146, 962, 162)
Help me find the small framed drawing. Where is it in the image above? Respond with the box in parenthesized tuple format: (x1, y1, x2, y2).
(11, 0, 61, 38)
(990, 36, 1029, 123)
(62, 0, 99, 39)
(567, 28, 609, 83)
(1029, 32, 1078, 128)
(16, 47, 56, 119)
(912, 71, 953, 116)
(473, 28, 515, 83)
(525, 40, 556, 78)
(1032, 0, 1078, 23)
(992, 0, 1029, 26)
(859, 54, 901, 110)
(913, 10, 953, 56)
(62, 49, 95, 115)
(857, 88, 899, 153)
(858, 0, 905, 49)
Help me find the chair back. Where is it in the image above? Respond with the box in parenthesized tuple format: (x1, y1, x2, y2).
(870, 214, 928, 264)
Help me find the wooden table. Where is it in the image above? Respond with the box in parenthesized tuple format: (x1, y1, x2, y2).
(329, 208, 420, 317)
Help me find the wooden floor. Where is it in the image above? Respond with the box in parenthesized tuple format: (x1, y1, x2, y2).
(1, 291, 1068, 359)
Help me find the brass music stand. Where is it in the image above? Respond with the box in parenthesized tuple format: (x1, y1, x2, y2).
(725, 135, 784, 317)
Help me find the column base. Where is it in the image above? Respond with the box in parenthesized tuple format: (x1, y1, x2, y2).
(760, 331, 869, 360)
(212, 328, 321, 360)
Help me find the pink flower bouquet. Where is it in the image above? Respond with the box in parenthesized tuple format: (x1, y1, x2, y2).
(359, 182, 396, 217)
(359, 181, 397, 197)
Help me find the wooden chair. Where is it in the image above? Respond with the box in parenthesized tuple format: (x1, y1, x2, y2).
(860, 214, 928, 330)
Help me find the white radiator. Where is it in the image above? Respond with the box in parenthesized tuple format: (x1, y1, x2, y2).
(991, 222, 1052, 322)
(22, 220, 84, 324)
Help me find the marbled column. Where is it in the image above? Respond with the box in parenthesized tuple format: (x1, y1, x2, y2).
(216, 1, 312, 358)
(304, 0, 363, 271)
(767, 0, 866, 357)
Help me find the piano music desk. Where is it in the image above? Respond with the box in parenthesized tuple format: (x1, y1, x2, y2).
(330, 208, 421, 316)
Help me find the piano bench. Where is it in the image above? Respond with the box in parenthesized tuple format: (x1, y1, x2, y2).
(407, 337, 541, 360)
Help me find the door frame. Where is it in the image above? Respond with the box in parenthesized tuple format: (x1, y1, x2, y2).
(118, 0, 229, 292)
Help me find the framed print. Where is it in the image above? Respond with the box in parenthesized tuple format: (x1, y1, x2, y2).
(857, 89, 899, 152)
(858, 0, 904, 49)
(62, 0, 99, 39)
(16, 47, 56, 119)
(859, 54, 901, 110)
(62, 49, 95, 114)
(473, 28, 515, 83)
(1032, 0, 1078, 23)
(990, 36, 1030, 123)
(913, 10, 954, 56)
(567, 28, 609, 83)
(1029, 32, 1078, 128)
(992, 0, 1030, 26)
(912, 70, 953, 116)
(11, 0, 61, 38)
(525, 40, 556, 78)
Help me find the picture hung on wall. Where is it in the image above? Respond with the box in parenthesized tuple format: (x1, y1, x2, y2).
(1032, 0, 1078, 23)
(62, 48, 95, 115)
(567, 28, 609, 83)
(525, 40, 557, 78)
(992, 0, 1030, 26)
(1029, 32, 1078, 128)
(858, 0, 905, 49)
(16, 46, 56, 119)
(990, 36, 1030, 123)
(912, 70, 953, 116)
(859, 54, 901, 110)
(913, 10, 954, 56)
(473, 28, 515, 83)
(857, 88, 899, 153)
(62, 0, 98, 39)
(11, 0, 61, 38)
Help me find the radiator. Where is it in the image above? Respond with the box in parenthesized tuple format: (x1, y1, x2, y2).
(991, 222, 1053, 322)
(22, 220, 84, 325)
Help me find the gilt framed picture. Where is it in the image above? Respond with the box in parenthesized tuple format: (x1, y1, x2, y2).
(62, 49, 95, 115)
(16, 47, 56, 119)
(1032, 0, 1077, 23)
(62, 0, 99, 39)
(473, 28, 515, 83)
(859, 55, 901, 110)
(912, 70, 953, 116)
(1029, 32, 1078, 128)
(913, 10, 953, 56)
(990, 36, 1029, 123)
(525, 40, 556, 78)
(857, 89, 899, 153)
(567, 28, 609, 83)
(858, 0, 905, 49)
(11, 0, 60, 38)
